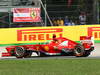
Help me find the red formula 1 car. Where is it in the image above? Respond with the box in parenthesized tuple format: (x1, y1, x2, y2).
(5, 35, 94, 58)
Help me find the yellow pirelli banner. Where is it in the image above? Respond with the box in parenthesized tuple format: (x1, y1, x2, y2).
(0, 25, 100, 44)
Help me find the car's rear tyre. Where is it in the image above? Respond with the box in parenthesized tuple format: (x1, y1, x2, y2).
(82, 47, 94, 57)
(15, 46, 25, 58)
(74, 44, 84, 57)
(82, 50, 90, 57)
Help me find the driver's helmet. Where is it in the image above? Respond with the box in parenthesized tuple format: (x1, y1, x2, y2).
(53, 34, 58, 42)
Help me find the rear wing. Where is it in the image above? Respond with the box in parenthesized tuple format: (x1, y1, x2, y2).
(80, 36, 94, 46)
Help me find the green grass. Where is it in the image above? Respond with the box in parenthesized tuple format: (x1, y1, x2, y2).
(0, 59, 100, 75)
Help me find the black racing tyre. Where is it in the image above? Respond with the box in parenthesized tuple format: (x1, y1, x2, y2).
(82, 50, 90, 57)
(74, 44, 85, 57)
(89, 47, 94, 51)
(15, 46, 25, 58)
(82, 47, 94, 57)
(24, 50, 32, 58)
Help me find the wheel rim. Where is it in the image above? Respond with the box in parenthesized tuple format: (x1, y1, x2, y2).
(76, 48, 82, 53)
(75, 47, 83, 56)
(15, 47, 25, 57)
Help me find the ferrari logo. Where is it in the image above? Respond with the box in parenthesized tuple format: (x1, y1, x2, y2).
(31, 11, 36, 19)
(44, 46, 49, 51)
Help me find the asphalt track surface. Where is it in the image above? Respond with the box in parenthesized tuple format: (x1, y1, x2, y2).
(0, 43, 100, 59)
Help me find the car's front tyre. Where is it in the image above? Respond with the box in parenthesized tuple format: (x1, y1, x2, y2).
(15, 46, 25, 58)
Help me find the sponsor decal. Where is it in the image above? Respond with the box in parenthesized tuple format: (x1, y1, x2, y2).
(44, 46, 49, 51)
(88, 27, 100, 40)
(17, 28, 63, 41)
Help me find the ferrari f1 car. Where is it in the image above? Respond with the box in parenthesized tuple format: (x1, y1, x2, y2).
(5, 34, 94, 58)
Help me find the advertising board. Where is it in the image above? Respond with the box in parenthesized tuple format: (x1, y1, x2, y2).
(0, 25, 100, 45)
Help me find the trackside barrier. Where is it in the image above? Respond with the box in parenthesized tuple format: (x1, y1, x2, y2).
(0, 25, 100, 45)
